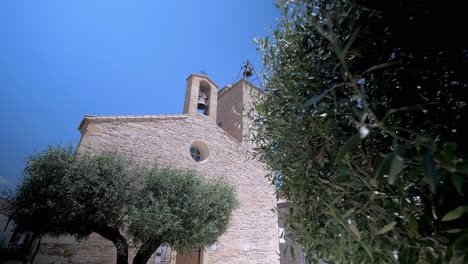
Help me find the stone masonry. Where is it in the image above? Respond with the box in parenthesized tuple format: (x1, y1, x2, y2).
(32, 74, 279, 264)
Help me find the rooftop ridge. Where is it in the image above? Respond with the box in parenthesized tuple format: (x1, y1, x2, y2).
(218, 79, 265, 98)
(78, 114, 188, 131)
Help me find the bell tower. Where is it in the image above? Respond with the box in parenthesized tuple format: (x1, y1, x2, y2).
(183, 74, 218, 123)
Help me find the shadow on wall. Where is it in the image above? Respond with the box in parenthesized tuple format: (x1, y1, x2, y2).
(277, 199, 306, 264)
(0, 198, 35, 264)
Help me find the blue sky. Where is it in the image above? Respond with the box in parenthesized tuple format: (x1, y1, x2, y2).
(0, 1, 279, 190)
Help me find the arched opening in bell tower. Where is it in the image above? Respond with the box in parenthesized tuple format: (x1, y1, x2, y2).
(197, 81, 211, 116)
(183, 74, 218, 123)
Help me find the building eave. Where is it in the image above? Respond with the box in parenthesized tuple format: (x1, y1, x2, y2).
(78, 114, 188, 131)
(218, 79, 266, 98)
(185, 73, 219, 89)
(77, 113, 246, 148)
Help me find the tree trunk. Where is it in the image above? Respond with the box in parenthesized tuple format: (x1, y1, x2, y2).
(132, 239, 162, 264)
(95, 226, 129, 264)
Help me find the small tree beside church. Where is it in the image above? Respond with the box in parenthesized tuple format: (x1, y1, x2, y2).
(12, 145, 238, 264)
(129, 168, 238, 263)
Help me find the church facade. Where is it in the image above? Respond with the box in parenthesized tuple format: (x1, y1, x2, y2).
(32, 74, 280, 264)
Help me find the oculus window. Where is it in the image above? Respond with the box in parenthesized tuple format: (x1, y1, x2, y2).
(189, 141, 209, 162)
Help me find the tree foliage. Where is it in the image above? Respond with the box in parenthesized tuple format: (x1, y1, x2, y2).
(252, 0, 468, 263)
(129, 168, 238, 263)
(13, 146, 237, 264)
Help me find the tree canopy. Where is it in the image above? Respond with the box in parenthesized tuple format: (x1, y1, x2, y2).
(13, 146, 238, 264)
(252, 0, 468, 263)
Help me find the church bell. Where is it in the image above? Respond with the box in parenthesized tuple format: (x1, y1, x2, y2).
(242, 59, 254, 78)
(197, 95, 207, 110)
(243, 67, 253, 78)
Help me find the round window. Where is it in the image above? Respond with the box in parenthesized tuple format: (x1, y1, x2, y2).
(190, 147, 201, 161)
(189, 141, 209, 162)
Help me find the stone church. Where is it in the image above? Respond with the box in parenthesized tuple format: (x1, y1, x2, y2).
(32, 74, 280, 264)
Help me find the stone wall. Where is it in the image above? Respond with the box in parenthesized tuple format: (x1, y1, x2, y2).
(217, 83, 243, 142)
(217, 79, 264, 146)
(0, 198, 15, 247)
(277, 201, 305, 264)
(34, 113, 279, 264)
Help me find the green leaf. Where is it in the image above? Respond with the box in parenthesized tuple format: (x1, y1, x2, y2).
(414, 133, 434, 146)
(446, 229, 463, 234)
(349, 223, 361, 240)
(409, 216, 419, 238)
(342, 208, 355, 219)
(375, 152, 395, 179)
(304, 87, 334, 106)
(450, 174, 464, 196)
(438, 142, 456, 166)
(375, 221, 396, 235)
(357, 240, 374, 260)
(336, 134, 362, 162)
(362, 62, 397, 75)
(450, 230, 468, 254)
(441, 206, 468, 222)
(289, 245, 295, 259)
(423, 151, 439, 193)
(408, 167, 422, 181)
(388, 155, 404, 185)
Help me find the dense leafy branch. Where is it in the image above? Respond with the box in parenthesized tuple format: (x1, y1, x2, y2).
(252, 0, 468, 263)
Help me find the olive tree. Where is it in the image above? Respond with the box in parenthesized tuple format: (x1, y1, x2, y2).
(13, 146, 237, 264)
(13, 146, 137, 263)
(129, 168, 238, 263)
(252, 1, 468, 263)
